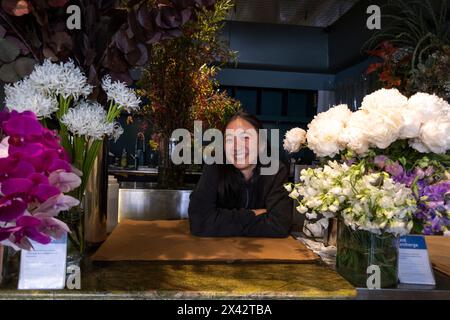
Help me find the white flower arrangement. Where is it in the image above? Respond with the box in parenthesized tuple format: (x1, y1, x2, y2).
(61, 100, 118, 140)
(102, 75, 141, 113)
(284, 89, 450, 158)
(285, 161, 417, 236)
(283, 127, 307, 153)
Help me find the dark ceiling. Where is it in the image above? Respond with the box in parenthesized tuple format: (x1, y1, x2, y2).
(227, 0, 360, 27)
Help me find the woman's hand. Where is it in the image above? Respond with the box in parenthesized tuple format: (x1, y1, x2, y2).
(252, 209, 267, 216)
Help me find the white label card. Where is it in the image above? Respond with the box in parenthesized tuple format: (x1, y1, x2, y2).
(398, 235, 436, 286)
(18, 234, 67, 290)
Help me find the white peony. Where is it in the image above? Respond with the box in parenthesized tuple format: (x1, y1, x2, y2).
(400, 92, 450, 139)
(283, 127, 306, 153)
(306, 104, 352, 158)
(361, 88, 408, 112)
(364, 108, 404, 149)
(339, 110, 371, 155)
(417, 118, 450, 154)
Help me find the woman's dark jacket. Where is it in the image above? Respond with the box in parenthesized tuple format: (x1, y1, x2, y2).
(188, 163, 293, 238)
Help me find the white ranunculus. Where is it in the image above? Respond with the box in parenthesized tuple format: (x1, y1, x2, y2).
(361, 88, 408, 112)
(306, 104, 352, 158)
(283, 127, 306, 153)
(418, 118, 450, 154)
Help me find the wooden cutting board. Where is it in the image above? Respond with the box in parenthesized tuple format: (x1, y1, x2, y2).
(425, 236, 450, 276)
(92, 219, 318, 263)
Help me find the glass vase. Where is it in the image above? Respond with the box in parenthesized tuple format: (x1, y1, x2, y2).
(157, 136, 185, 189)
(60, 205, 85, 267)
(0, 245, 20, 288)
(336, 220, 399, 288)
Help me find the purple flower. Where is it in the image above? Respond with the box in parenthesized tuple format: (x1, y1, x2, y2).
(0, 215, 52, 250)
(374, 155, 389, 169)
(0, 197, 27, 222)
(385, 161, 404, 177)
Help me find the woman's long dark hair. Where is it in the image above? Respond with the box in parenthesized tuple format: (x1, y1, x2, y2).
(217, 111, 263, 209)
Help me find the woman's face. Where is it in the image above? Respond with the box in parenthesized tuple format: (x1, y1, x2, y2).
(224, 117, 259, 171)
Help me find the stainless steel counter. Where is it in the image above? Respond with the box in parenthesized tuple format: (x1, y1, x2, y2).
(118, 188, 192, 222)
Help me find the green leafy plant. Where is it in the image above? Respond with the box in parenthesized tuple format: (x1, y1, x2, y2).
(138, 0, 236, 188)
(365, 0, 450, 97)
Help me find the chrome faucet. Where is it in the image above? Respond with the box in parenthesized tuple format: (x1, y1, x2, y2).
(134, 132, 146, 169)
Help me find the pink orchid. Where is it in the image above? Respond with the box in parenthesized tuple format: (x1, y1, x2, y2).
(48, 170, 82, 193)
(34, 194, 80, 216)
(0, 137, 9, 159)
(0, 110, 79, 250)
(34, 213, 71, 239)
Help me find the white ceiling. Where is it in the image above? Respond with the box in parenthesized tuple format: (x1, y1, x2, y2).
(227, 0, 359, 27)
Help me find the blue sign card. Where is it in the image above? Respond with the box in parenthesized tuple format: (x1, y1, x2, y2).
(18, 234, 67, 290)
(398, 235, 436, 285)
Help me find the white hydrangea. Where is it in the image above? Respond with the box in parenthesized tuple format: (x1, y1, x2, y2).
(5, 78, 59, 118)
(306, 104, 352, 158)
(283, 127, 306, 153)
(102, 75, 141, 113)
(61, 100, 115, 140)
(29, 59, 92, 100)
(286, 161, 416, 236)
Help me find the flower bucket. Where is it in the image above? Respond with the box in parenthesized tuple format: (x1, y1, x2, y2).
(336, 220, 399, 288)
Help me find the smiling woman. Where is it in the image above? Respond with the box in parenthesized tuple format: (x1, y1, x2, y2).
(188, 111, 293, 237)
